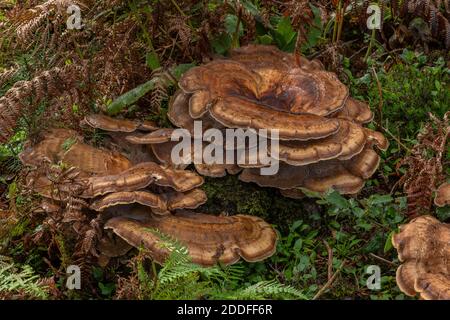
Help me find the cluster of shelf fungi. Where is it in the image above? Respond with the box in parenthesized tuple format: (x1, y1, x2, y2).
(19, 45, 449, 299)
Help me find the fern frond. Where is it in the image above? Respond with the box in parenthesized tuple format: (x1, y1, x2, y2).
(220, 279, 308, 300)
(0, 65, 19, 89)
(0, 261, 48, 299)
(0, 66, 77, 143)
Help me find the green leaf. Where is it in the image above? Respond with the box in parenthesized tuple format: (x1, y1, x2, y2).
(146, 51, 160, 70)
(225, 14, 243, 36)
(273, 17, 296, 51)
(211, 33, 232, 55)
(290, 220, 303, 231)
(293, 238, 303, 251)
(434, 80, 442, 91)
(225, 14, 243, 49)
(62, 137, 77, 151)
(302, 4, 323, 51)
(99, 282, 115, 296)
(171, 63, 196, 79)
(384, 230, 395, 253)
(369, 194, 393, 205)
(256, 34, 273, 45)
(324, 190, 350, 209)
(240, 0, 260, 16)
(329, 220, 341, 229)
(436, 206, 450, 221)
(107, 79, 157, 115)
(106, 64, 192, 115)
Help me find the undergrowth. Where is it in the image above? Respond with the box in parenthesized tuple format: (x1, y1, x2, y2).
(0, 0, 448, 300)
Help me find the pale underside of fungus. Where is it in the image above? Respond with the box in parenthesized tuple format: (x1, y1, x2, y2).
(19, 128, 277, 266)
(392, 215, 450, 300)
(162, 44, 389, 195)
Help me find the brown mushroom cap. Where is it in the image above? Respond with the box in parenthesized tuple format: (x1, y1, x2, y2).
(164, 189, 208, 210)
(19, 128, 132, 175)
(364, 129, 389, 151)
(90, 188, 207, 214)
(275, 120, 366, 165)
(168, 90, 220, 134)
(209, 96, 341, 141)
(125, 128, 174, 144)
(150, 140, 190, 169)
(240, 144, 380, 194)
(279, 188, 305, 199)
(97, 234, 133, 258)
(330, 97, 374, 124)
(82, 162, 204, 197)
(104, 209, 277, 266)
(179, 46, 348, 120)
(392, 215, 450, 300)
(415, 273, 450, 300)
(83, 114, 158, 132)
(19, 128, 80, 166)
(435, 182, 450, 207)
(90, 191, 170, 213)
(195, 163, 242, 178)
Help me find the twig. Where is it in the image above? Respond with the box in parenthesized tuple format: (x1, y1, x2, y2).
(371, 66, 383, 129)
(369, 253, 395, 266)
(323, 240, 333, 281)
(169, 0, 186, 17)
(313, 260, 346, 300)
(376, 123, 411, 153)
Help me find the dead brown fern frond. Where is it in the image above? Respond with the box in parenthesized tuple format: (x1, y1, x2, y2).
(114, 251, 149, 300)
(400, 0, 450, 48)
(0, 66, 79, 143)
(168, 15, 192, 52)
(11, 0, 87, 49)
(149, 68, 170, 113)
(399, 112, 449, 216)
(0, 65, 19, 88)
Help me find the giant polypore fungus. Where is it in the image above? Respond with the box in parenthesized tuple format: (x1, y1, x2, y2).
(105, 208, 277, 266)
(435, 182, 450, 207)
(164, 44, 388, 195)
(392, 215, 450, 300)
(20, 128, 277, 266)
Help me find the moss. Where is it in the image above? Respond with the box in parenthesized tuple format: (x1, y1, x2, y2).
(200, 175, 321, 231)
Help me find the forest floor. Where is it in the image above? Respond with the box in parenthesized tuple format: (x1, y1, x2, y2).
(0, 0, 449, 300)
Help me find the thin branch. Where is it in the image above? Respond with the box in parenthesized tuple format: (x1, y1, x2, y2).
(323, 240, 333, 281)
(372, 66, 383, 129)
(313, 260, 346, 300)
(369, 253, 395, 266)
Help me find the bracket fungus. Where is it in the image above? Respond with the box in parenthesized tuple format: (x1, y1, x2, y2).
(19, 128, 277, 266)
(105, 208, 277, 266)
(435, 182, 450, 207)
(392, 216, 450, 300)
(165, 44, 388, 195)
